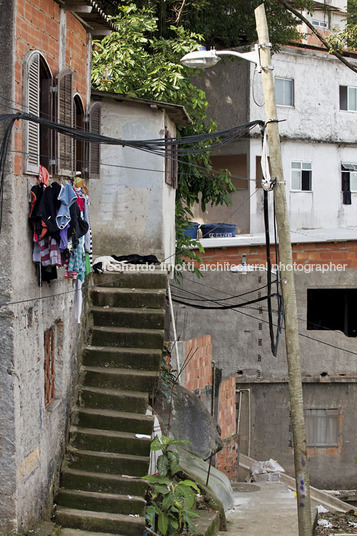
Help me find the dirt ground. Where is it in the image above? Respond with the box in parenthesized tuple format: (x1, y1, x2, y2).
(315, 510, 357, 535)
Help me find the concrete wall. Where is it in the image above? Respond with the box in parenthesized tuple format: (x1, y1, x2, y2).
(90, 98, 177, 266)
(172, 247, 357, 488)
(193, 46, 357, 235)
(0, 1, 92, 532)
(0, 2, 17, 531)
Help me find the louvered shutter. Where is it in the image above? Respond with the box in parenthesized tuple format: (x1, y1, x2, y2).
(56, 70, 73, 176)
(89, 102, 101, 179)
(24, 52, 40, 174)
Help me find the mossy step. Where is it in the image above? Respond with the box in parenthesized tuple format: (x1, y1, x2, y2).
(69, 427, 152, 456)
(55, 507, 145, 536)
(91, 287, 166, 309)
(82, 366, 159, 392)
(72, 407, 153, 435)
(90, 306, 165, 330)
(61, 468, 147, 496)
(92, 271, 168, 290)
(66, 447, 149, 477)
(90, 326, 164, 350)
(79, 386, 148, 414)
(56, 489, 146, 516)
(82, 346, 162, 371)
(60, 529, 124, 536)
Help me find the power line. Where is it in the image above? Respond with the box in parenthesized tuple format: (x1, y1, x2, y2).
(175, 276, 357, 356)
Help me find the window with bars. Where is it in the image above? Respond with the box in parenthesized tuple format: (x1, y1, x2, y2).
(44, 327, 55, 408)
(305, 408, 340, 448)
(165, 127, 178, 188)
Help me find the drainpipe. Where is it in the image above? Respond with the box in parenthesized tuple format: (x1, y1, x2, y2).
(236, 390, 243, 481)
(167, 284, 180, 373)
(236, 388, 251, 458)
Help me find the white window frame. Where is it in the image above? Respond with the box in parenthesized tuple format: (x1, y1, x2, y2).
(275, 77, 294, 107)
(340, 85, 357, 112)
(290, 161, 312, 192)
(312, 19, 328, 29)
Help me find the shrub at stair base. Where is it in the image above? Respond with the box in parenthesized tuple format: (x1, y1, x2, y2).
(144, 435, 200, 535)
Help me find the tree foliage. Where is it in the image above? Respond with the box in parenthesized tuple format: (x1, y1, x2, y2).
(96, 0, 314, 49)
(327, 0, 357, 52)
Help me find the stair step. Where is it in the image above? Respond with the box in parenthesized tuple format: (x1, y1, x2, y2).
(82, 346, 162, 371)
(66, 448, 149, 477)
(60, 529, 125, 536)
(90, 326, 164, 350)
(79, 386, 148, 413)
(55, 507, 145, 536)
(82, 367, 159, 392)
(69, 427, 152, 456)
(72, 407, 153, 435)
(61, 469, 148, 496)
(56, 489, 146, 516)
(92, 271, 168, 289)
(90, 306, 165, 330)
(91, 287, 166, 309)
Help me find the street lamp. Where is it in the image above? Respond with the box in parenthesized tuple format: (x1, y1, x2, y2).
(181, 45, 262, 72)
(180, 5, 312, 536)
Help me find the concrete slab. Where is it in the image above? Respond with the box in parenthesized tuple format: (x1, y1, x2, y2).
(217, 481, 304, 536)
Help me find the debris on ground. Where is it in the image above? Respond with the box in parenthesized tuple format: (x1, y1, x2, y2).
(314, 510, 357, 534)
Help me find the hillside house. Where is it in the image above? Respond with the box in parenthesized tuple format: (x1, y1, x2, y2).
(173, 0, 357, 488)
(0, 1, 114, 532)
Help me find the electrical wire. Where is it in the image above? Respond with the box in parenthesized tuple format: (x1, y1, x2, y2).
(172, 280, 357, 356)
(170, 293, 275, 310)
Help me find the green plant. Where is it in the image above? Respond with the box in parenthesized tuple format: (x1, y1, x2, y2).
(144, 435, 200, 535)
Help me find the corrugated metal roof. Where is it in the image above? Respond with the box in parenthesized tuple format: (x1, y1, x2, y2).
(91, 89, 192, 126)
(56, 0, 117, 35)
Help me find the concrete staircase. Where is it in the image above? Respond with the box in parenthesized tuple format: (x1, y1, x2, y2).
(55, 271, 167, 536)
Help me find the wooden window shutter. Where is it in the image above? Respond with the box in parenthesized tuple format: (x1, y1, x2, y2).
(165, 128, 178, 188)
(56, 70, 73, 176)
(24, 52, 40, 174)
(89, 102, 101, 179)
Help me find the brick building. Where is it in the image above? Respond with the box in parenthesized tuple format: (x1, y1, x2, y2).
(0, 1, 113, 533)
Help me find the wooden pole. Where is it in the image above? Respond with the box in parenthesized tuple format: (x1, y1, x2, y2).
(254, 4, 312, 535)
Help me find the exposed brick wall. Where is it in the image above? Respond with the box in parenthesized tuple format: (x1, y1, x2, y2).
(216, 376, 238, 480)
(184, 335, 212, 393)
(14, 0, 89, 176)
(191, 240, 357, 269)
(217, 376, 237, 438)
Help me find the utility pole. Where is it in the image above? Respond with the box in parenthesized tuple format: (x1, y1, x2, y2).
(254, 4, 312, 536)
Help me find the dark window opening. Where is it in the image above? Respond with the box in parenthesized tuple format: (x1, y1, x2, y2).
(39, 58, 53, 171)
(340, 85, 347, 110)
(307, 288, 357, 337)
(301, 170, 311, 191)
(73, 95, 85, 175)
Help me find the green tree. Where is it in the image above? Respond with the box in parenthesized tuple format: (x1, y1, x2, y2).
(96, 0, 314, 48)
